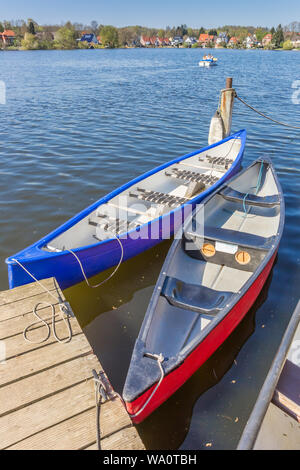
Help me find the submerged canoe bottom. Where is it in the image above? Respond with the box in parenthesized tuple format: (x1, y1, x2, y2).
(125, 251, 277, 424)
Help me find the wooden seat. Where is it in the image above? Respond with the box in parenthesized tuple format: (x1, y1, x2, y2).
(204, 155, 233, 170)
(165, 167, 218, 186)
(129, 188, 188, 208)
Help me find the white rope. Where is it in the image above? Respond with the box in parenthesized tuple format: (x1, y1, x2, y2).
(65, 235, 124, 289)
(129, 353, 165, 419)
(12, 258, 73, 344)
(23, 301, 72, 344)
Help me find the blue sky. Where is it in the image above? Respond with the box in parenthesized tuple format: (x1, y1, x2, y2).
(1, 0, 299, 28)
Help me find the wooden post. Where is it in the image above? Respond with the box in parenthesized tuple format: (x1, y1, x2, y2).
(220, 77, 235, 137)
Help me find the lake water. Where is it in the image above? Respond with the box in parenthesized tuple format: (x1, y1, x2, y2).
(0, 48, 299, 449)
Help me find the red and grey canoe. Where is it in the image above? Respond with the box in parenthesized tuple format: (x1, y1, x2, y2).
(122, 157, 285, 424)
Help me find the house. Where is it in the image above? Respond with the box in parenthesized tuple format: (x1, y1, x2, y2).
(216, 32, 229, 45)
(0, 30, 15, 46)
(198, 33, 215, 46)
(149, 36, 158, 46)
(172, 36, 183, 46)
(228, 36, 238, 47)
(262, 33, 273, 47)
(140, 35, 151, 47)
(244, 34, 258, 48)
(184, 36, 197, 46)
(79, 33, 98, 44)
(291, 34, 300, 48)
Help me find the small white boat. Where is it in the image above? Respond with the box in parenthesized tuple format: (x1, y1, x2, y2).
(199, 58, 218, 67)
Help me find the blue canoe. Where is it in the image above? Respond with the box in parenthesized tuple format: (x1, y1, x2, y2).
(6, 130, 246, 290)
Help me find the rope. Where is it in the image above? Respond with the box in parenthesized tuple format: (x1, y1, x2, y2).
(234, 92, 300, 129)
(92, 369, 108, 451)
(128, 352, 165, 419)
(12, 258, 73, 344)
(65, 235, 124, 289)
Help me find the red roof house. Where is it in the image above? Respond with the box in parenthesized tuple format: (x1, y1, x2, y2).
(198, 33, 214, 44)
(0, 30, 15, 45)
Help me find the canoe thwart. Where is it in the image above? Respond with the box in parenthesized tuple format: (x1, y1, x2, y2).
(220, 187, 280, 207)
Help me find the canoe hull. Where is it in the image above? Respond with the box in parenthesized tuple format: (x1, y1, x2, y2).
(125, 251, 278, 424)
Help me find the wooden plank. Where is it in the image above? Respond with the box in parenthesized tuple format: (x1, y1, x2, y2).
(0, 309, 75, 340)
(6, 399, 136, 450)
(0, 380, 96, 448)
(0, 278, 59, 309)
(0, 354, 100, 416)
(2, 317, 82, 360)
(100, 426, 144, 451)
(0, 291, 66, 324)
(0, 333, 91, 387)
(7, 408, 97, 450)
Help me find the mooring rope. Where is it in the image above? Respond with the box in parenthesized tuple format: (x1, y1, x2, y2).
(128, 352, 165, 419)
(12, 258, 73, 344)
(234, 92, 300, 129)
(65, 234, 124, 289)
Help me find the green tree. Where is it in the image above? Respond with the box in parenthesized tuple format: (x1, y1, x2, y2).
(101, 25, 119, 48)
(208, 29, 218, 36)
(274, 24, 284, 47)
(255, 28, 268, 42)
(282, 40, 293, 50)
(21, 33, 38, 50)
(27, 21, 36, 35)
(54, 27, 77, 49)
(0, 22, 4, 33)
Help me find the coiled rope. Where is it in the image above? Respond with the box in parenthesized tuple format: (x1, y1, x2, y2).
(12, 258, 73, 344)
(234, 92, 300, 130)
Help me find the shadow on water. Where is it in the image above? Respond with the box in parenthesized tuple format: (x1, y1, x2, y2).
(64, 236, 275, 450)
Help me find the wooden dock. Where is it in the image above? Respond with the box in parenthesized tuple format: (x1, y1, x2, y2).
(0, 278, 145, 450)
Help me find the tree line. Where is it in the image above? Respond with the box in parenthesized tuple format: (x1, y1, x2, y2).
(0, 19, 298, 50)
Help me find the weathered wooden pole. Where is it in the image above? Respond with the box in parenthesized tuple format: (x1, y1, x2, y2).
(220, 77, 235, 137)
(208, 77, 236, 145)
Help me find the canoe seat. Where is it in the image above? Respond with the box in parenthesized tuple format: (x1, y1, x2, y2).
(162, 276, 232, 315)
(89, 214, 139, 237)
(185, 225, 276, 251)
(165, 167, 218, 186)
(129, 188, 188, 208)
(203, 155, 233, 170)
(220, 186, 280, 207)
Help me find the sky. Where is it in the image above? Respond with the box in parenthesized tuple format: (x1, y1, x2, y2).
(1, 0, 299, 29)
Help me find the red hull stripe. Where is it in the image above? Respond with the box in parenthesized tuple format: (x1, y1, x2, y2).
(125, 251, 277, 423)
